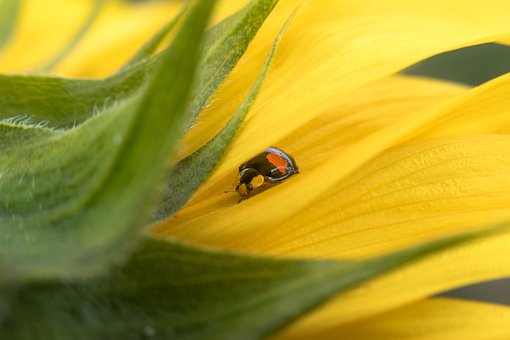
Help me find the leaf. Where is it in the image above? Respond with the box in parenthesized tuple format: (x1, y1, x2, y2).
(152, 8, 295, 222)
(1, 225, 506, 339)
(0, 0, 216, 281)
(0, 0, 278, 131)
(0, 0, 20, 52)
(0, 65, 150, 129)
(39, 0, 106, 71)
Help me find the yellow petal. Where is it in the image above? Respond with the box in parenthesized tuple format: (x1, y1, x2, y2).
(156, 71, 510, 252)
(165, 0, 510, 242)
(413, 83, 510, 139)
(0, 0, 92, 72)
(54, 0, 183, 77)
(155, 72, 510, 326)
(0, 0, 182, 77)
(178, 0, 510, 164)
(224, 134, 510, 258)
(239, 133, 510, 331)
(55, 0, 248, 77)
(161, 132, 510, 261)
(277, 298, 510, 340)
(180, 76, 467, 207)
(153, 75, 464, 242)
(266, 230, 510, 329)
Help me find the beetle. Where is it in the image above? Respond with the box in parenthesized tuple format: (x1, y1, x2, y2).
(230, 147, 299, 203)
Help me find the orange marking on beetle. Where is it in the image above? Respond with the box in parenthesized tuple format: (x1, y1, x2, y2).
(266, 153, 288, 175)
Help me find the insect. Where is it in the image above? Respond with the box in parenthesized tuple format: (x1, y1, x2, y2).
(229, 147, 299, 203)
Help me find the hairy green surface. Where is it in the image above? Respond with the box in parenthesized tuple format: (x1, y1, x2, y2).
(1, 227, 503, 340)
(0, 67, 149, 129)
(0, 0, 19, 52)
(0, 0, 216, 280)
(153, 7, 294, 222)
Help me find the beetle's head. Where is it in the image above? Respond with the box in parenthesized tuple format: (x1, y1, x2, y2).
(235, 168, 265, 202)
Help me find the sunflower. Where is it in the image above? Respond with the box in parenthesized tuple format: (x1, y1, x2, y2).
(2, 0, 510, 338)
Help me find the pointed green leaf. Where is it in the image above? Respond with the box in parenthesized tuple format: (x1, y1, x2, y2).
(0, 0, 216, 280)
(0, 0, 20, 52)
(1, 225, 505, 339)
(153, 10, 295, 222)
